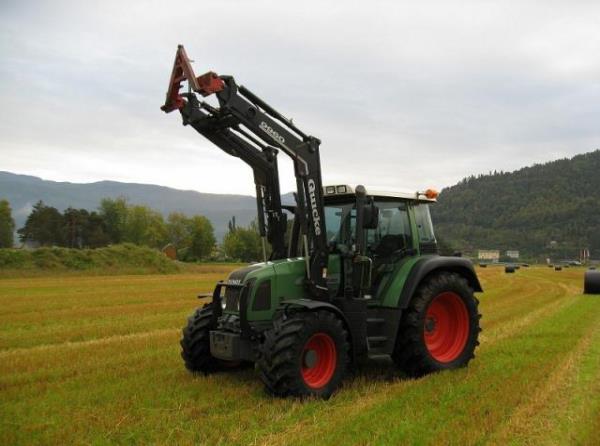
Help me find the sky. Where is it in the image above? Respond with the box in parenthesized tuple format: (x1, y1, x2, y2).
(1, 0, 599, 196)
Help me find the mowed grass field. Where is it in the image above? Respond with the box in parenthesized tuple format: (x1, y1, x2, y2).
(1, 265, 599, 445)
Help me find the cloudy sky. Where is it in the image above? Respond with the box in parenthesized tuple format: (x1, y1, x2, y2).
(1, 0, 599, 196)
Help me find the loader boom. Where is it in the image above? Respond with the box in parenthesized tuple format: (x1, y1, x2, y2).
(161, 45, 329, 296)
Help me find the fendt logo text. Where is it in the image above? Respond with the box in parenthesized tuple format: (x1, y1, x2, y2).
(260, 121, 285, 145)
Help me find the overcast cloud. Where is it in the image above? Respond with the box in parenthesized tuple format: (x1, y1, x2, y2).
(1, 0, 599, 195)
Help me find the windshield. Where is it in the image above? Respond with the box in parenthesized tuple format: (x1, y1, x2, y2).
(324, 203, 355, 244)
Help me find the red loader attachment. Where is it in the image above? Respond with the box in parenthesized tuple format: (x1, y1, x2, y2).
(160, 45, 225, 113)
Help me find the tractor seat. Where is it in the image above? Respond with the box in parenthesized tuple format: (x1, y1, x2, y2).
(373, 234, 406, 258)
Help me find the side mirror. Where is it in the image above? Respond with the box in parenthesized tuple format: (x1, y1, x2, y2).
(362, 202, 379, 229)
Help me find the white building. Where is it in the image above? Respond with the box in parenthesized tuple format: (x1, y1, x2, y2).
(478, 250, 500, 262)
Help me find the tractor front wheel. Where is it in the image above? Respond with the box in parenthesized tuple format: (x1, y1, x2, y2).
(393, 272, 481, 377)
(181, 303, 239, 373)
(256, 310, 350, 398)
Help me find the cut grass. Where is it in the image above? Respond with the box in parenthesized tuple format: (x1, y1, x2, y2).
(0, 266, 598, 445)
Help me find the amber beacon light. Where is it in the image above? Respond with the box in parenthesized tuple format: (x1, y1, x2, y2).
(424, 189, 439, 199)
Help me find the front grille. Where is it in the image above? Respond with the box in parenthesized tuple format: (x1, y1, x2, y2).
(223, 286, 241, 312)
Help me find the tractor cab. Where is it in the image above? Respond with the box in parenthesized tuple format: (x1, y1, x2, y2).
(323, 184, 438, 257)
(322, 184, 439, 300)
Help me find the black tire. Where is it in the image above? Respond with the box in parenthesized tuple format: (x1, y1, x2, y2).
(479, 263, 487, 268)
(180, 303, 232, 374)
(393, 272, 481, 377)
(505, 266, 515, 273)
(555, 266, 562, 271)
(256, 310, 350, 398)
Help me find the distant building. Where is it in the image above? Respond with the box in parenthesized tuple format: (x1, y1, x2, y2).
(162, 243, 177, 260)
(506, 250, 520, 259)
(478, 250, 500, 262)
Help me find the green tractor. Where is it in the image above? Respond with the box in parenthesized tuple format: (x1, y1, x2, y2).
(162, 46, 482, 398)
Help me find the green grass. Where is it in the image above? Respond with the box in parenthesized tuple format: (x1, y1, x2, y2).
(0, 244, 245, 278)
(1, 266, 599, 445)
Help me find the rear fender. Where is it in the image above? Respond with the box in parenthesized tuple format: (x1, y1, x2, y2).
(398, 256, 483, 309)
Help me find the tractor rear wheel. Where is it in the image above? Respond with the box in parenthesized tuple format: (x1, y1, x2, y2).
(393, 272, 481, 377)
(181, 303, 238, 373)
(256, 310, 350, 398)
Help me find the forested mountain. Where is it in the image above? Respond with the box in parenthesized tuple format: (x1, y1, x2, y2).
(0, 172, 258, 239)
(431, 150, 600, 260)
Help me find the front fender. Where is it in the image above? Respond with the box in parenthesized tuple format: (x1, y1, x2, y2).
(279, 299, 349, 326)
(278, 299, 356, 362)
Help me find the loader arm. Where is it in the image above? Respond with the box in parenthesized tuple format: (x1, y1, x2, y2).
(161, 45, 329, 296)
(180, 93, 287, 261)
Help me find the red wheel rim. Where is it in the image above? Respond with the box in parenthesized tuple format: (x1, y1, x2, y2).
(424, 292, 470, 363)
(301, 333, 337, 389)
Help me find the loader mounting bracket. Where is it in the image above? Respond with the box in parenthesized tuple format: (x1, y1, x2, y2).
(160, 45, 224, 113)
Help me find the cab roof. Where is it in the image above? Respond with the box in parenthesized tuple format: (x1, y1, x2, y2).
(323, 184, 437, 203)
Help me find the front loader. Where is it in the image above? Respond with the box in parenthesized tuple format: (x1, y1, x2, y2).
(162, 45, 482, 398)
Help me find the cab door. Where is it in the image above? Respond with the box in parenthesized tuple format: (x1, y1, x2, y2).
(367, 201, 414, 296)
(368, 201, 413, 259)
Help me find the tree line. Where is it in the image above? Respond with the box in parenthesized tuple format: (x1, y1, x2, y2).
(0, 198, 267, 262)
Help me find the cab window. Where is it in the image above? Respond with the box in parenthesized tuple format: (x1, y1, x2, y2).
(414, 204, 436, 243)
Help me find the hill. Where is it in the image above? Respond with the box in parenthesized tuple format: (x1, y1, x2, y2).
(0, 172, 259, 240)
(0, 243, 180, 276)
(431, 150, 600, 260)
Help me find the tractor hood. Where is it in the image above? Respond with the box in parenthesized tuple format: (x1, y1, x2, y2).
(222, 259, 308, 318)
(223, 257, 340, 320)
(225, 258, 307, 286)
(225, 263, 267, 285)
